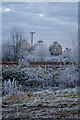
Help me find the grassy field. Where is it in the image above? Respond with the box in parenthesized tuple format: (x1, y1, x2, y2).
(2, 64, 79, 119)
(2, 88, 79, 119)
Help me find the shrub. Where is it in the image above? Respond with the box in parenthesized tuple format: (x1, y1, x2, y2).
(2, 69, 29, 84)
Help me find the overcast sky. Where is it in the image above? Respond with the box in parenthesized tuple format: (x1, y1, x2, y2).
(2, 2, 78, 49)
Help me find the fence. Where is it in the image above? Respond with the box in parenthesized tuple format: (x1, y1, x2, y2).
(29, 61, 75, 67)
(1, 61, 75, 68)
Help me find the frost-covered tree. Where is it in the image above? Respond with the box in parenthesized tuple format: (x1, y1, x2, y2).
(63, 48, 71, 61)
(10, 27, 25, 61)
(71, 37, 78, 63)
(2, 27, 26, 61)
(33, 41, 50, 62)
(2, 42, 14, 61)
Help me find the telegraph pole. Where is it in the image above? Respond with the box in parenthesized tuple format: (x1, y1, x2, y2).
(30, 32, 35, 47)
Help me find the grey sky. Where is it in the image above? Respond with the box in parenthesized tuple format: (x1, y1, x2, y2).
(2, 2, 78, 49)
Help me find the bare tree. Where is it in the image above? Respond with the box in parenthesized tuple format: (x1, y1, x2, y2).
(2, 27, 26, 61)
(10, 27, 25, 61)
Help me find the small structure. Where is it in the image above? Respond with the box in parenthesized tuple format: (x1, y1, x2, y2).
(49, 42, 62, 56)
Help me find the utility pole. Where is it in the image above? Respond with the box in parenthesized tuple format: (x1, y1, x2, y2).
(30, 32, 35, 47)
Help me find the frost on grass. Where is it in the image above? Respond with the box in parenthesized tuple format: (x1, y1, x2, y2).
(2, 88, 79, 119)
(2, 64, 79, 119)
(2, 64, 79, 94)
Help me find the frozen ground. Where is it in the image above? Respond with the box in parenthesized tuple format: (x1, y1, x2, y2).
(2, 64, 80, 119)
(2, 88, 79, 119)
